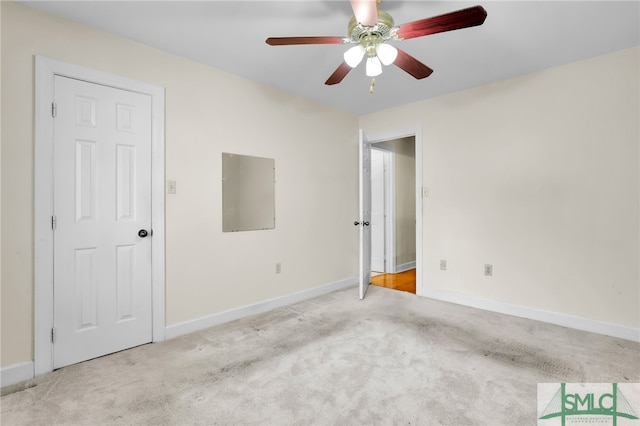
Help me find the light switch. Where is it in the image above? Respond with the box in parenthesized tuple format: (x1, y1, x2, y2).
(167, 180, 177, 194)
(422, 186, 429, 198)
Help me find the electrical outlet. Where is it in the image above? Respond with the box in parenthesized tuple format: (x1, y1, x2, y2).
(440, 260, 447, 271)
(275, 262, 282, 274)
(484, 264, 493, 276)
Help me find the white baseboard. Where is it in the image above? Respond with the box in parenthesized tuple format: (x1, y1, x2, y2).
(419, 287, 640, 342)
(166, 277, 357, 340)
(396, 261, 416, 273)
(11, 278, 632, 389)
(1, 361, 34, 388)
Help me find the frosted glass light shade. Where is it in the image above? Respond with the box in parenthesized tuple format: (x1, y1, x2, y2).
(376, 43, 398, 66)
(344, 45, 365, 68)
(366, 56, 383, 77)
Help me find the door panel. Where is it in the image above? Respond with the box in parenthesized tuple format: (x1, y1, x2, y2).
(359, 130, 372, 299)
(53, 76, 152, 369)
(370, 149, 386, 272)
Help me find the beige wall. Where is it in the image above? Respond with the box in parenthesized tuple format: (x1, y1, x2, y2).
(392, 138, 416, 268)
(0, 2, 359, 367)
(361, 47, 640, 329)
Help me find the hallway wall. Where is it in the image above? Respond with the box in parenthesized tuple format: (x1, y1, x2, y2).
(375, 137, 416, 268)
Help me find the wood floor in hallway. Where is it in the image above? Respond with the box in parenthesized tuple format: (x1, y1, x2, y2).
(370, 268, 416, 294)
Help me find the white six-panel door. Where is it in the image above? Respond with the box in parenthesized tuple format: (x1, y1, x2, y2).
(359, 130, 372, 299)
(53, 75, 153, 368)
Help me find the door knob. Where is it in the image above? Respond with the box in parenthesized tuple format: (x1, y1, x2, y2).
(353, 221, 370, 227)
(138, 229, 149, 238)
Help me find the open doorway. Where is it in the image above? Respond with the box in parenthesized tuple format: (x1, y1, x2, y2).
(369, 136, 416, 294)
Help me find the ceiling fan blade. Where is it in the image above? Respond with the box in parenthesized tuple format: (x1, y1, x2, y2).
(393, 49, 434, 79)
(266, 36, 345, 46)
(350, 0, 378, 27)
(396, 5, 487, 40)
(325, 62, 353, 85)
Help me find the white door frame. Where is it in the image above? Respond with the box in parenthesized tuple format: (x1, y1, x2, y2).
(366, 127, 423, 295)
(34, 56, 166, 376)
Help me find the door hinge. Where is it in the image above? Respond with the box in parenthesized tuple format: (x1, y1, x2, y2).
(51, 328, 57, 344)
(51, 215, 57, 230)
(51, 102, 57, 118)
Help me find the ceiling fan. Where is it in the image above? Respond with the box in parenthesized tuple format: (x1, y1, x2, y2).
(265, 0, 487, 91)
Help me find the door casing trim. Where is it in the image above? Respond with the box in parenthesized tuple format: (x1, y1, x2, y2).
(34, 56, 166, 376)
(365, 127, 423, 295)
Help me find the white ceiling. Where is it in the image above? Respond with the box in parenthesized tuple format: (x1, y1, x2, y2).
(21, 1, 640, 115)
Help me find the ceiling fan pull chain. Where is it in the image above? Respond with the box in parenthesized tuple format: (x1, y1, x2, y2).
(369, 78, 376, 94)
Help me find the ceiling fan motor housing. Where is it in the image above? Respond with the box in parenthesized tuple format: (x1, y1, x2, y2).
(348, 10, 395, 49)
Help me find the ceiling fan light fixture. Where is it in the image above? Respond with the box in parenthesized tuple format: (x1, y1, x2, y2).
(366, 56, 383, 77)
(376, 43, 398, 66)
(266, 4, 488, 89)
(344, 45, 366, 68)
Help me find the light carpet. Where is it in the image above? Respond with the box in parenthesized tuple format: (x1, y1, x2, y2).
(2, 285, 639, 425)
